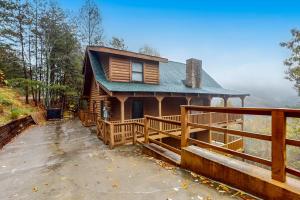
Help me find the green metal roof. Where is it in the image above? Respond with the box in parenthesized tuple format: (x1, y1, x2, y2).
(88, 50, 249, 96)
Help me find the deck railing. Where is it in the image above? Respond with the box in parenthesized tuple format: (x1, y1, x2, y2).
(180, 106, 300, 182)
(97, 112, 243, 151)
(79, 110, 97, 127)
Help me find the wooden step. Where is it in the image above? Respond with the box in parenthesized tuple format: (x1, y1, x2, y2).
(142, 143, 181, 166)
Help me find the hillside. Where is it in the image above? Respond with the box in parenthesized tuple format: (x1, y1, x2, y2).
(0, 87, 37, 126)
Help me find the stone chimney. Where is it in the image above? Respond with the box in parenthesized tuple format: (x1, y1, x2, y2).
(185, 58, 202, 88)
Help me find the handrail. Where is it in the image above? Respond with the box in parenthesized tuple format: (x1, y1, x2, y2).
(180, 105, 300, 183)
(182, 105, 300, 118)
(188, 122, 271, 141)
(144, 115, 181, 125)
(188, 138, 272, 166)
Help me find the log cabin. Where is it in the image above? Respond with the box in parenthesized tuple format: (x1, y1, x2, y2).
(80, 46, 300, 199)
(82, 46, 249, 121)
(81, 46, 249, 148)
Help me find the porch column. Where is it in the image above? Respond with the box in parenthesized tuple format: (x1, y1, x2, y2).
(117, 96, 128, 123)
(156, 96, 164, 117)
(156, 96, 164, 132)
(241, 96, 245, 107)
(117, 96, 128, 143)
(223, 96, 228, 107)
(186, 97, 192, 105)
(241, 96, 246, 131)
(208, 96, 213, 143)
(186, 97, 192, 115)
(207, 96, 213, 106)
(223, 96, 229, 144)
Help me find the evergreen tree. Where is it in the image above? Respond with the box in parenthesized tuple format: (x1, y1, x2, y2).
(281, 29, 300, 95)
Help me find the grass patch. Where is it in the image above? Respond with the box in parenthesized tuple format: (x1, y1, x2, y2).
(0, 87, 37, 125)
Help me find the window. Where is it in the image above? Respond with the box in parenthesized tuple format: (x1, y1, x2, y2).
(132, 62, 143, 82)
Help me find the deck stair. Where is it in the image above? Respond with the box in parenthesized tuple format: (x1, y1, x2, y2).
(142, 143, 181, 166)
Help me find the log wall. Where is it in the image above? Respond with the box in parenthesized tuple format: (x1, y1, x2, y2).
(144, 62, 159, 84)
(110, 56, 131, 82)
(89, 76, 106, 116)
(109, 56, 159, 84)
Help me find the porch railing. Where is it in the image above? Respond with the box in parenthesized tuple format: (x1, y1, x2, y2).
(96, 112, 243, 150)
(79, 110, 97, 127)
(180, 106, 300, 182)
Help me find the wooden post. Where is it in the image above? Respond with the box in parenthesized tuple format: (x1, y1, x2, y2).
(186, 97, 192, 105)
(208, 96, 213, 143)
(186, 97, 192, 115)
(109, 123, 114, 149)
(144, 116, 149, 144)
(181, 106, 189, 148)
(241, 96, 245, 107)
(207, 96, 213, 106)
(133, 124, 137, 145)
(271, 110, 286, 182)
(117, 96, 128, 144)
(224, 96, 228, 107)
(103, 120, 106, 143)
(156, 96, 164, 129)
(223, 96, 229, 144)
(209, 111, 212, 143)
(241, 96, 245, 131)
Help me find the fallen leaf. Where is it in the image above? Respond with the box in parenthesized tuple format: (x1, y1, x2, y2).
(191, 172, 198, 178)
(32, 187, 38, 192)
(181, 181, 189, 189)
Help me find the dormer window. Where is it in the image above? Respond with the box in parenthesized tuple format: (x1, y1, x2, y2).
(132, 62, 143, 82)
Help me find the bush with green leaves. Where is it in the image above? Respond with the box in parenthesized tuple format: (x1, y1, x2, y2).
(10, 108, 31, 120)
(10, 108, 21, 119)
(0, 95, 12, 106)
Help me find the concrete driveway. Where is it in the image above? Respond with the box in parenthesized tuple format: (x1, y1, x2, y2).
(0, 120, 257, 200)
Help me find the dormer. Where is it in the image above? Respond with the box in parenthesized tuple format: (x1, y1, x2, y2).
(88, 46, 168, 85)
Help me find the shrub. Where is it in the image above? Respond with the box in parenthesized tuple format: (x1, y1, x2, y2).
(0, 98, 12, 106)
(0, 94, 13, 107)
(10, 108, 21, 120)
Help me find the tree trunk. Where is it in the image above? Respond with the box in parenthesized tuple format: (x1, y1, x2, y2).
(18, 9, 29, 104)
(28, 31, 37, 106)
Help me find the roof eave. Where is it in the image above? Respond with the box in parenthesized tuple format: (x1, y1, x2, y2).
(87, 46, 168, 63)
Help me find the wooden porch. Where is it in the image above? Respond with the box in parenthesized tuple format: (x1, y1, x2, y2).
(80, 105, 300, 199)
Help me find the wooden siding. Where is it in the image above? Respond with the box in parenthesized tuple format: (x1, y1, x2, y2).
(144, 62, 159, 84)
(89, 76, 107, 116)
(100, 55, 110, 80)
(110, 56, 131, 82)
(108, 56, 159, 84)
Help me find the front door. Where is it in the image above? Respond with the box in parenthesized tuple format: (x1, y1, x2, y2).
(132, 100, 143, 119)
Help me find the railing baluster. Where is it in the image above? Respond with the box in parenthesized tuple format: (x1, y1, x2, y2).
(144, 116, 149, 144)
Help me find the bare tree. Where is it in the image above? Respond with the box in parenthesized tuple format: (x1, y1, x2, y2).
(78, 0, 104, 47)
(139, 44, 160, 56)
(109, 36, 127, 50)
